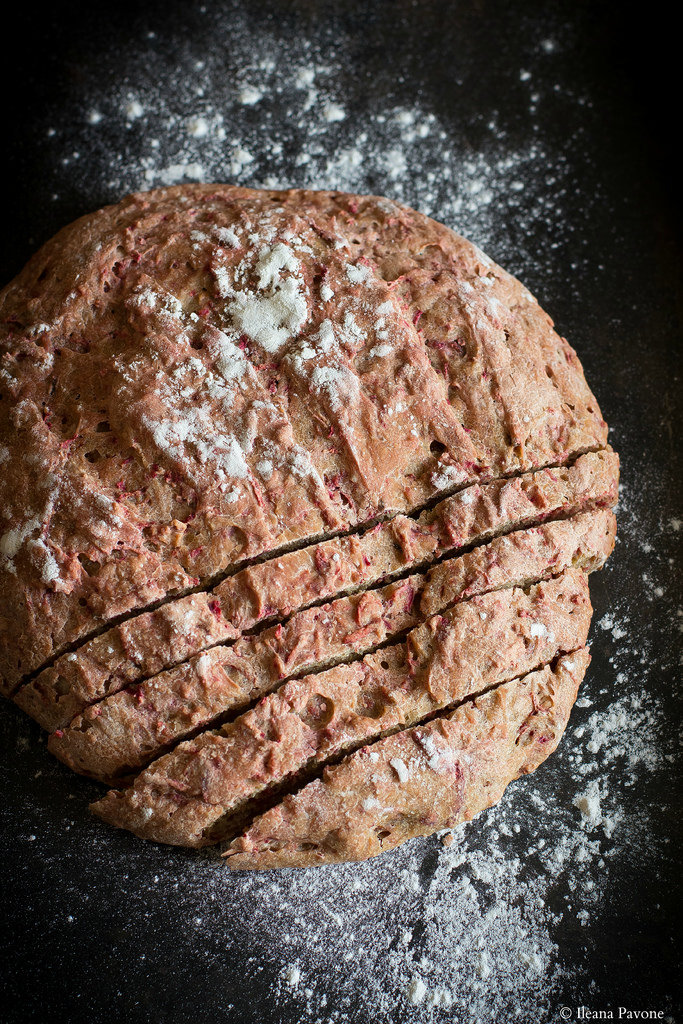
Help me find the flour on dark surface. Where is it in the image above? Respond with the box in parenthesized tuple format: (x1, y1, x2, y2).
(36, 7, 602, 290)
(2, 4, 681, 1023)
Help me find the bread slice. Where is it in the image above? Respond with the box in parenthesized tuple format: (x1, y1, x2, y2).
(223, 648, 589, 869)
(91, 569, 591, 846)
(15, 448, 618, 731)
(1, 185, 608, 692)
(51, 510, 613, 781)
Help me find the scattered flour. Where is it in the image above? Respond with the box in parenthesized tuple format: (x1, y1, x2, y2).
(123, 97, 144, 120)
(38, 10, 606, 287)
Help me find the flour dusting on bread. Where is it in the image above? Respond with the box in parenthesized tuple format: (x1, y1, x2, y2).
(0, 185, 618, 867)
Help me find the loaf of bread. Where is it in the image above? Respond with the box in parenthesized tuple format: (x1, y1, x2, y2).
(0, 184, 618, 867)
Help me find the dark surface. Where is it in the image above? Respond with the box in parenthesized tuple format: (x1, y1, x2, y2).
(1, 3, 681, 1023)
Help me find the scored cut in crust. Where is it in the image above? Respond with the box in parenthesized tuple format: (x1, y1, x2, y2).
(91, 569, 592, 846)
(224, 649, 590, 870)
(53, 511, 614, 784)
(16, 448, 618, 733)
(0, 184, 618, 867)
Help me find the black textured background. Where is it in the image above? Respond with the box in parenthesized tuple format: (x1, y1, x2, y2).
(1, 3, 681, 1022)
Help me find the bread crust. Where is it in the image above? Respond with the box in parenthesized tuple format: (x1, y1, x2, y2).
(52, 509, 613, 781)
(91, 569, 591, 846)
(223, 649, 590, 869)
(1, 185, 608, 691)
(16, 449, 618, 731)
(1, 185, 618, 865)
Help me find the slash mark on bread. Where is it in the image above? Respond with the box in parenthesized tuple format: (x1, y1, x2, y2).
(50, 510, 613, 782)
(16, 449, 617, 731)
(90, 570, 592, 847)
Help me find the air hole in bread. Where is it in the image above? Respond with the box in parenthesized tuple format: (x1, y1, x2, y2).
(78, 554, 100, 577)
(356, 690, 386, 719)
(53, 676, 71, 697)
(298, 694, 334, 729)
(516, 728, 535, 747)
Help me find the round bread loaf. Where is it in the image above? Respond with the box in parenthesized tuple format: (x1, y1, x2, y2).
(0, 185, 617, 867)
